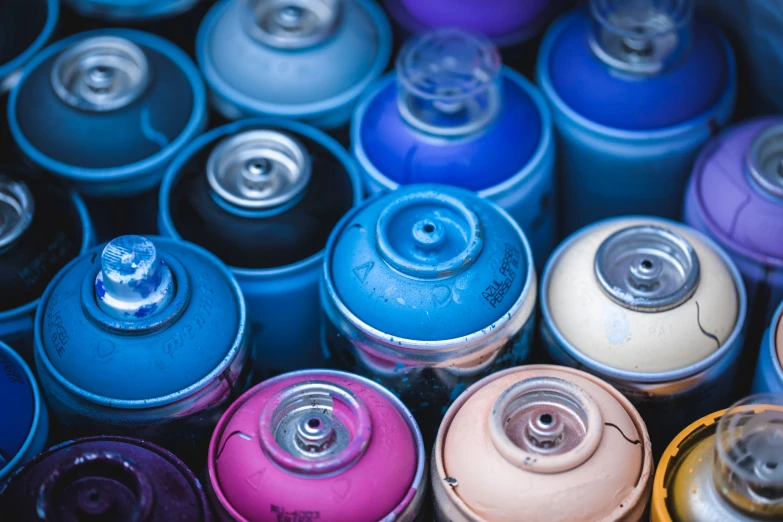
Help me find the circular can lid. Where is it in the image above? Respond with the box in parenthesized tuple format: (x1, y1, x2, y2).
(691, 117, 783, 265)
(64, 0, 201, 20)
(0, 342, 35, 476)
(0, 436, 211, 521)
(325, 184, 531, 341)
(210, 370, 421, 520)
(439, 365, 648, 521)
(36, 235, 244, 401)
(0, 0, 58, 90)
(545, 3, 730, 130)
(544, 217, 740, 374)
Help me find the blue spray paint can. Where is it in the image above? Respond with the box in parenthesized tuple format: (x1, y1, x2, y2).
(0, 167, 93, 360)
(753, 300, 783, 395)
(8, 29, 207, 241)
(321, 184, 537, 442)
(0, 0, 58, 94)
(33, 235, 249, 465)
(159, 118, 361, 380)
(536, 0, 736, 237)
(196, 0, 391, 129)
(0, 340, 48, 484)
(540, 216, 747, 454)
(353, 28, 555, 270)
(63, 0, 203, 21)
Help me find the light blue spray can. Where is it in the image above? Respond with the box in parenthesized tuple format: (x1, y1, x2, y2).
(197, 0, 391, 129)
(33, 235, 249, 464)
(536, 0, 736, 237)
(8, 29, 207, 240)
(0, 340, 48, 484)
(159, 118, 361, 380)
(63, 0, 203, 21)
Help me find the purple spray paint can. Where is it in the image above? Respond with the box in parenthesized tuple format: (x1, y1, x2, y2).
(0, 436, 212, 521)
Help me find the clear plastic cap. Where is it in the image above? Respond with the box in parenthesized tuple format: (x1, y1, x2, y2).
(589, 0, 693, 75)
(241, 0, 342, 49)
(396, 28, 502, 137)
(714, 394, 783, 517)
(748, 123, 783, 200)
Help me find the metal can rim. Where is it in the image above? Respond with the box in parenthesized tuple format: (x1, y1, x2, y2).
(0, 0, 59, 90)
(65, 0, 204, 21)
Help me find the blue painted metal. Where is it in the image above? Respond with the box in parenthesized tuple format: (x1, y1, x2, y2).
(33, 235, 249, 459)
(0, 0, 58, 94)
(753, 300, 783, 394)
(354, 29, 555, 270)
(159, 118, 362, 379)
(64, 0, 202, 20)
(196, 0, 391, 128)
(536, 4, 736, 236)
(0, 341, 48, 484)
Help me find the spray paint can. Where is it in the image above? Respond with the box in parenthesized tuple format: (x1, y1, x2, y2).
(0, 341, 48, 485)
(159, 118, 361, 379)
(33, 235, 249, 464)
(8, 29, 207, 241)
(0, 0, 58, 94)
(753, 300, 783, 395)
(63, 0, 203, 21)
(432, 364, 653, 521)
(353, 27, 555, 270)
(541, 216, 747, 454)
(206, 369, 425, 521)
(536, 0, 736, 237)
(651, 394, 783, 521)
(321, 184, 537, 442)
(684, 117, 783, 331)
(0, 436, 213, 521)
(0, 166, 93, 359)
(196, 0, 391, 129)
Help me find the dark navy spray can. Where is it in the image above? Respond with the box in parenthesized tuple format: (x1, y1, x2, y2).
(537, 0, 736, 236)
(0, 166, 93, 359)
(540, 216, 747, 453)
(197, 0, 391, 129)
(685, 117, 783, 331)
(753, 300, 783, 395)
(0, 436, 213, 521)
(63, 0, 203, 21)
(321, 184, 537, 442)
(0, 0, 58, 94)
(33, 235, 249, 464)
(353, 28, 554, 270)
(0, 340, 48, 484)
(8, 29, 207, 241)
(159, 119, 361, 379)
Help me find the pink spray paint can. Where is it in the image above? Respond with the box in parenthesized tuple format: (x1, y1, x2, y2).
(206, 369, 426, 521)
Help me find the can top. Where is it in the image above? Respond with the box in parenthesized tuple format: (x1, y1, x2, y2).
(198, 0, 390, 113)
(9, 29, 206, 193)
(206, 129, 312, 210)
(714, 395, 783, 518)
(0, 0, 58, 92)
(544, 217, 741, 374)
(437, 365, 650, 522)
(543, 1, 730, 130)
(396, 28, 502, 137)
(0, 176, 34, 252)
(691, 118, 783, 265)
(0, 436, 211, 522)
(64, 0, 201, 21)
(385, 0, 552, 45)
(209, 370, 423, 521)
(325, 184, 531, 341)
(35, 235, 244, 402)
(0, 342, 36, 476)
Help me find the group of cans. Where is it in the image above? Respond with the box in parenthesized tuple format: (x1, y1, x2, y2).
(1, 0, 783, 521)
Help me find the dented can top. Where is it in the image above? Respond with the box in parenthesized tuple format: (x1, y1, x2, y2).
(34, 235, 245, 402)
(208, 370, 424, 521)
(542, 216, 744, 375)
(197, 0, 391, 119)
(0, 436, 213, 521)
(543, 0, 733, 130)
(9, 29, 206, 195)
(324, 184, 533, 342)
(435, 365, 652, 522)
(691, 117, 783, 266)
(64, 0, 203, 21)
(0, 341, 39, 480)
(0, 0, 58, 93)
